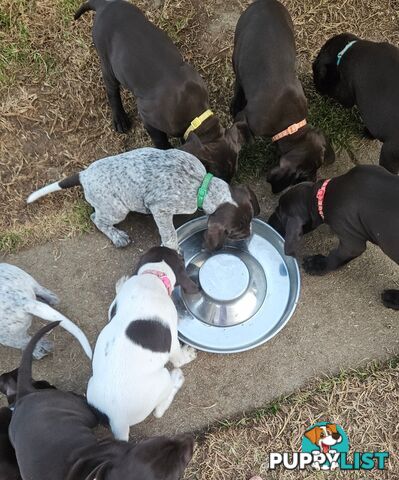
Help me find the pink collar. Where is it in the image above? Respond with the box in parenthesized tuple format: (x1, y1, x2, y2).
(141, 270, 173, 296)
(316, 179, 331, 220)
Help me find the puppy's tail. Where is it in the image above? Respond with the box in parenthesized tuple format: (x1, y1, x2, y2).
(25, 301, 92, 359)
(17, 322, 60, 400)
(27, 173, 81, 204)
(74, 0, 103, 19)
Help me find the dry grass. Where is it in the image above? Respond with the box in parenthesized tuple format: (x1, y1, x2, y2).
(1, 0, 399, 251)
(185, 358, 399, 480)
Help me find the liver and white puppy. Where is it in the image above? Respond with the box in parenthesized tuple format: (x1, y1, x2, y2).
(231, 0, 334, 193)
(74, 0, 247, 181)
(313, 33, 399, 174)
(0, 263, 92, 359)
(9, 323, 194, 480)
(87, 247, 198, 441)
(268, 165, 399, 309)
(27, 148, 260, 251)
(0, 369, 56, 480)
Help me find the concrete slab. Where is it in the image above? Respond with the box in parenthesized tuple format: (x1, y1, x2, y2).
(1, 145, 398, 440)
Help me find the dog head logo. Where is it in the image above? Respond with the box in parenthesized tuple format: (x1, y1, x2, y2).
(302, 422, 349, 470)
(304, 423, 342, 454)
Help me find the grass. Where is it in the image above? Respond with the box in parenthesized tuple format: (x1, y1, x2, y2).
(185, 357, 399, 480)
(1, 0, 399, 252)
(0, 200, 92, 253)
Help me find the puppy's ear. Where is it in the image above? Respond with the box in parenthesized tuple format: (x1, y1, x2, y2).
(284, 217, 304, 257)
(312, 57, 340, 95)
(228, 114, 253, 146)
(174, 434, 195, 466)
(171, 254, 199, 295)
(0, 369, 18, 404)
(322, 136, 335, 165)
(268, 211, 284, 236)
(245, 186, 260, 216)
(181, 132, 205, 154)
(304, 426, 322, 446)
(267, 164, 293, 194)
(204, 205, 234, 251)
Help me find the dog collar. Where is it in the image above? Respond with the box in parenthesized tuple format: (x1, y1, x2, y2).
(336, 40, 357, 66)
(316, 179, 331, 220)
(141, 270, 173, 296)
(272, 119, 307, 142)
(183, 109, 214, 140)
(197, 173, 214, 210)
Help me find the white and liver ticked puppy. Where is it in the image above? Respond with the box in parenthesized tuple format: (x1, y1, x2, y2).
(87, 247, 199, 440)
(0, 263, 92, 359)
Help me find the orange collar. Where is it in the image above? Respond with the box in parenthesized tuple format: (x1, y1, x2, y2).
(272, 119, 307, 142)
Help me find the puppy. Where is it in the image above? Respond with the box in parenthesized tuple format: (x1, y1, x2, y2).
(268, 165, 399, 309)
(27, 148, 260, 251)
(231, 0, 334, 193)
(0, 263, 91, 359)
(0, 370, 56, 480)
(304, 424, 342, 471)
(87, 247, 198, 440)
(74, 0, 247, 181)
(313, 33, 399, 174)
(0, 407, 19, 480)
(9, 322, 194, 480)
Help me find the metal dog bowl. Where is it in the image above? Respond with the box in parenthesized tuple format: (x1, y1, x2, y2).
(174, 217, 301, 354)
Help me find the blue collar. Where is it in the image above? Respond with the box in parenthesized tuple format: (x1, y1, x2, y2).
(336, 40, 357, 66)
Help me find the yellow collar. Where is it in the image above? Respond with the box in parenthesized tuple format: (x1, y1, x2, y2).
(183, 109, 214, 140)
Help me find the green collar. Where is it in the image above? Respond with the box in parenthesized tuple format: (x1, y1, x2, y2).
(197, 173, 214, 209)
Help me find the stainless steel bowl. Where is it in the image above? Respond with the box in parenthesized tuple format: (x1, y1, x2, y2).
(174, 216, 301, 354)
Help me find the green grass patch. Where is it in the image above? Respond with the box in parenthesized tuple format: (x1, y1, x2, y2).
(0, 200, 93, 254)
(63, 199, 93, 231)
(0, 231, 25, 253)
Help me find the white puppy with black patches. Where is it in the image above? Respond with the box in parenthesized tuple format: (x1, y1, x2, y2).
(87, 247, 198, 441)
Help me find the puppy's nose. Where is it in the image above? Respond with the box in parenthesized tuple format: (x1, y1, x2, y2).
(332, 432, 341, 441)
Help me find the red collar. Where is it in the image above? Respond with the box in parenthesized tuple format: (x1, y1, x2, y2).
(141, 270, 173, 296)
(316, 179, 331, 220)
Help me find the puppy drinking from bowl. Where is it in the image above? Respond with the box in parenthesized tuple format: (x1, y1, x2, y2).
(74, 0, 248, 182)
(87, 247, 199, 440)
(231, 0, 334, 193)
(27, 148, 259, 251)
(268, 165, 399, 309)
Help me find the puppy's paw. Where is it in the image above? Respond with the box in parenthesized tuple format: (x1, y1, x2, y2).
(171, 368, 185, 390)
(33, 338, 54, 360)
(382, 289, 399, 310)
(303, 255, 329, 275)
(173, 346, 197, 367)
(112, 111, 132, 133)
(112, 230, 131, 248)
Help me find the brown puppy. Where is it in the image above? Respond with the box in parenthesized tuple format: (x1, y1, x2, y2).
(231, 0, 334, 193)
(0, 369, 56, 480)
(75, 0, 247, 182)
(9, 323, 194, 480)
(268, 165, 399, 309)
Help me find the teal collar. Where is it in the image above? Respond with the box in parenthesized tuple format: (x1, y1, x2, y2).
(197, 173, 213, 210)
(336, 40, 357, 66)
